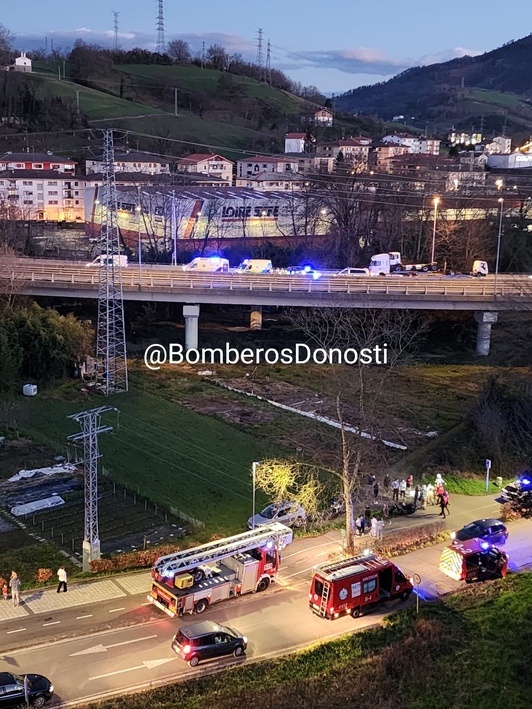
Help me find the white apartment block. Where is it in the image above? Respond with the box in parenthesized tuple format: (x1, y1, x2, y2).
(235, 173, 305, 191)
(236, 156, 300, 179)
(382, 134, 440, 155)
(284, 133, 307, 153)
(86, 150, 171, 175)
(0, 172, 85, 222)
(175, 153, 233, 185)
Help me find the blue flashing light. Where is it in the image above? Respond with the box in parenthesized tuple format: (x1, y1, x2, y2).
(266, 540, 274, 550)
(480, 541, 491, 551)
(521, 478, 531, 486)
(303, 265, 312, 273)
(312, 270, 322, 280)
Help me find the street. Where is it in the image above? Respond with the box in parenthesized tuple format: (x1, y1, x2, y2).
(1, 492, 530, 707)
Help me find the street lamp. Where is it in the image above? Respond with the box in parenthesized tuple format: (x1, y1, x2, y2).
(251, 461, 262, 530)
(494, 196, 504, 297)
(431, 196, 440, 265)
(136, 186, 142, 291)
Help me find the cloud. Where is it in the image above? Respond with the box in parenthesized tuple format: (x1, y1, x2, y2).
(418, 47, 484, 65)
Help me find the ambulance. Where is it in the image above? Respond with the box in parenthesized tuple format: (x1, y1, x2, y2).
(309, 552, 413, 620)
(439, 539, 508, 583)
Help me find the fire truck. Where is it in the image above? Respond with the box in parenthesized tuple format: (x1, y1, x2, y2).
(148, 523, 293, 617)
(439, 539, 509, 583)
(309, 552, 413, 620)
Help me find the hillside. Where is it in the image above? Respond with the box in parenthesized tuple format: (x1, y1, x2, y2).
(336, 33, 532, 139)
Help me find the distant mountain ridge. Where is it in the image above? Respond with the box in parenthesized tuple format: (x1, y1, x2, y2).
(336, 34, 532, 138)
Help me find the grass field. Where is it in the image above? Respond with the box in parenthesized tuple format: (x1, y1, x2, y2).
(86, 573, 532, 709)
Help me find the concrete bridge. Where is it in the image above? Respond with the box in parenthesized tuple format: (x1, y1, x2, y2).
(4, 258, 532, 355)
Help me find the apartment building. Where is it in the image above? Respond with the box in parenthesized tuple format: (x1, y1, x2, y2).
(235, 172, 305, 191)
(175, 153, 233, 186)
(86, 150, 171, 175)
(315, 137, 371, 172)
(236, 155, 300, 179)
(0, 152, 76, 173)
(0, 171, 85, 222)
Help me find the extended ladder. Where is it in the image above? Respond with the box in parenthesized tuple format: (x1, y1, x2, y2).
(153, 522, 293, 578)
(319, 581, 331, 618)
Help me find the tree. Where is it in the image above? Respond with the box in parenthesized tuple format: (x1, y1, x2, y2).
(167, 39, 191, 64)
(0, 23, 13, 64)
(206, 44, 229, 71)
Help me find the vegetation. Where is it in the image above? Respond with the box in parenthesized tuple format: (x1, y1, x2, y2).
(85, 573, 532, 709)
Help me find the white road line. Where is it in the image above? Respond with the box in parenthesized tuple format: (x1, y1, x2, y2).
(140, 602, 150, 606)
(43, 621, 61, 627)
(76, 615, 93, 620)
(108, 607, 126, 613)
(283, 538, 339, 559)
(89, 665, 145, 681)
(6, 628, 26, 634)
(315, 550, 331, 557)
(105, 635, 158, 650)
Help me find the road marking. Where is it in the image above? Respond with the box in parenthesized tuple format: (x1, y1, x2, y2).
(43, 621, 61, 627)
(108, 607, 126, 613)
(70, 634, 158, 656)
(140, 602, 150, 606)
(283, 538, 338, 560)
(315, 550, 331, 557)
(76, 615, 93, 620)
(89, 657, 174, 680)
(6, 628, 26, 634)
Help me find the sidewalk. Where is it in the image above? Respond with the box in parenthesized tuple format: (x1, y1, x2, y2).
(0, 571, 151, 622)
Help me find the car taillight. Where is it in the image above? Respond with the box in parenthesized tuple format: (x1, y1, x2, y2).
(183, 644, 191, 654)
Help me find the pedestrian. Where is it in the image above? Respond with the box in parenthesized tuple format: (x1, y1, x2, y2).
(406, 474, 413, 492)
(399, 478, 407, 500)
(2, 582, 8, 601)
(9, 571, 20, 607)
(383, 474, 390, 493)
(413, 484, 421, 508)
(438, 490, 450, 518)
(426, 482, 435, 506)
(420, 485, 427, 510)
(391, 478, 400, 502)
(382, 502, 389, 519)
(435, 473, 445, 488)
(355, 515, 363, 536)
(442, 490, 450, 516)
(370, 516, 378, 537)
(373, 481, 380, 503)
(364, 505, 371, 527)
(367, 473, 376, 487)
(360, 515, 366, 536)
(377, 519, 385, 539)
(57, 566, 68, 593)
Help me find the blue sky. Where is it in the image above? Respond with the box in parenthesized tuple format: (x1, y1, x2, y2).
(3, 0, 527, 93)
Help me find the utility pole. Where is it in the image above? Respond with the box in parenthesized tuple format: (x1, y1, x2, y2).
(95, 129, 128, 394)
(155, 0, 165, 54)
(256, 28, 263, 82)
(171, 189, 177, 266)
(201, 41, 206, 69)
(68, 407, 114, 572)
(174, 88, 178, 116)
(137, 185, 142, 291)
(266, 38, 272, 86)
(112, 11, 120, 52)
(75, 90, 80, 113)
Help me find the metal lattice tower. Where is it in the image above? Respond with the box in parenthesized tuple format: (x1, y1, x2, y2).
(112, 11, 120, 51)
(201, 40, 206, 68)
(266, 38, 271, 86)
(96, 129, 129, 395)
(68, 407, 114, 571)
(256, 28, 263, 82)
(155, 0, 165, 53)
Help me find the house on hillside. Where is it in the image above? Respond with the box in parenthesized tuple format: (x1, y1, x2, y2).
(2, 52, 32, 72)
(235, 172, 305, 191)
(0, 152, 76, 173)
(86, 150, 171, 175)
(301, 108, 333, 127)
(315, 137, 371, 172)
(284, 133, 308, 153)
(175, 153, 233, 186)
(236, 155, 301, 179)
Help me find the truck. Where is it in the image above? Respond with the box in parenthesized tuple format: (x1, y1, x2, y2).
(439, 539, 508, 583)
(235, 259, 273, 274)
(86, 254, 128, 268)
(183, 256, 229, 273)
(369, 251, 438, 276)
(309, 552, 413, 620)
(148, 522, 293, 617)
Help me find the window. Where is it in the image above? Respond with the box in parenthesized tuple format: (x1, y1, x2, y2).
(48, 181, 58, 186)
(75, 200, 79, 205)
(49, 200, 58, 205)
(24, 191, 33, 196)
(23, 200, 33, 204)
(48, 191, 58, 195)
(363, 578, 377, 594)
(22, 180, 32, 185)
(34, 163, 43, 169)
(314, 579, 324, 598)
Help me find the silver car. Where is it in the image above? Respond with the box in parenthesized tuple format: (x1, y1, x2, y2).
(247, 501, 306, 529)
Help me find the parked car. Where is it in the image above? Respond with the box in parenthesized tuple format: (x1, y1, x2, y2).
(335, 267, 370, 277)
(171, 620, 247, 667)
(501, 475, 532, 501)
(247, 501, 306, 529)
(0, 672, 54, 708)
(451, 518, 508, 546)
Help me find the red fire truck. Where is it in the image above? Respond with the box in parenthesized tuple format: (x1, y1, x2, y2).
(309, 552, 413, 620)
(148, 523, 293, 617)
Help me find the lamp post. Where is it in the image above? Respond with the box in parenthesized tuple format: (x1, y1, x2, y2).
(431, 196, 440, 265)
(136, 186, 142, 291)
(171, 189, 177, 267)
(251, 461, 261, 530)
(494, 179, 504, 297)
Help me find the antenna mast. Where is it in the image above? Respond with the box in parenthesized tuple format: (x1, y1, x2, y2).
(156, 0, 166, 53)
(112, 11, 120, 52)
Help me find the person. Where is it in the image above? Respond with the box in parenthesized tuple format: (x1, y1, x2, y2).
(359, 515, 366, 536)
(391, 478, 400, 502)
(373, 481, 380, 503)
(377, 519, 385, 539)
(442, 490, 450, 516)
(426, 482, 435, 506)
(438, 490, 450, 518)
(355, 515, 364, 536)
(413, 484, 421, 508)
(2, 582, 8, 601)
(436, 483, 444, 498)
(370, 516, 378, 537)
(383, 474, 390, 493)
(367, 474, 376, 487)
(420, 485, 427, 510)
(9, 571, 20, 607)
(57, 566, 68, 593)
(435, 473, 445, 488)
(382, 502, 389, 519)
(399, 478, 407, 500)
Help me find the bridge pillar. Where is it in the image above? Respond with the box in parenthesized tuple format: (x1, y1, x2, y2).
(250, 306, 263, 330)
(183, 304, 200, 351)
(475, 311, 498, 356)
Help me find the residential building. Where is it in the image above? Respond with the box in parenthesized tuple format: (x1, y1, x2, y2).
(284, 133, 307, 153)
(0, 171, 85, 222)
(301, 108, 333, 127)
(235, 172, 305, 191)
(315, 137, 371, 171)
(14, 52, 32, 72)
(382, 133, 440, 155)
(175, 153, 233, 186)
(484, 136, 512, 154)
(0, 152, 76, 173)
(369, 143, 411, 171)
(86, 150, 171, 175)
(449, 131, 483, 146)
(236, 155, 300, 179)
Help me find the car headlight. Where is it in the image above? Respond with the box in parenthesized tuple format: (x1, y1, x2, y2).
(48, 684, 54, 693)
(243, 636, 248, 644)
(450, 531, 456, 539)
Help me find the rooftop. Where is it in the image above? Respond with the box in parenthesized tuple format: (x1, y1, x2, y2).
(177, 153, 232, 164)
(0, 152, 76, 164)
(88, 150, 172, 164)
(285, 133, 307, 139)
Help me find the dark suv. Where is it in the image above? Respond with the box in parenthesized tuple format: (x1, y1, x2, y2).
(0, 672, 54, 708)
(172, 620, 247, 667)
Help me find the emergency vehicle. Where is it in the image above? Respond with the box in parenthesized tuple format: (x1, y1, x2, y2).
(439, 539, 509, 583)
(148, 523, 293, 617)
(309, 552, 413, 620)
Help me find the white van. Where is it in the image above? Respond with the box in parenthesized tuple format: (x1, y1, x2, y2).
(235, 259, 273, 274)
(86, 254, 128, 268)
(183, 257, 229, 273)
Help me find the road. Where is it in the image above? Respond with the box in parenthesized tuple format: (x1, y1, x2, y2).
(2, 493, 531, 706)
(3, 258, 531, 309)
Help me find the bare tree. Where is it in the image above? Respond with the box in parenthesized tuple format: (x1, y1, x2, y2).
(167, 39, 191, 64)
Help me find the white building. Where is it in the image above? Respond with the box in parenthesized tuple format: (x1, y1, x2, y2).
(301, 108, 333, 127)
(14, 52, 32, 72)
(236, 155, 300, 179)
(487, 153, 532, 169)
(86, 150, 171, 175)
(484, 136, 512, 154)
(382, 133, 440, 155)
(0, 172, 85, 222)
(175, 153, 233, 186)
(284, 133, 307, 153)
(235, 172, 305, 191)
(0, 152, 76, 173)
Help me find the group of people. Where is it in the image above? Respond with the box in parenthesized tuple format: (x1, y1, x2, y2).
(355, 514, 385, 538)
(2, 567, 68, 605)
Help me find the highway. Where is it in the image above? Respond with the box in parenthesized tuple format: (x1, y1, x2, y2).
(3, 258, 532, 309)
(2, 494, 531, 707)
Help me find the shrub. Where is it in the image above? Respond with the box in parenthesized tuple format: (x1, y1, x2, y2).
(88, 543, 182, 573)
(35, 568, 53, 584)
(89, 559, 114, 573)
(500, 501, 522, 521)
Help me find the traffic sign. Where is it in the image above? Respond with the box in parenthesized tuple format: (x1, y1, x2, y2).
(413, 573, 421, 585)
(485, 459, 492, 469)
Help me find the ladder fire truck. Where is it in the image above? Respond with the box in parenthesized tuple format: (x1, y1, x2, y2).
(148, 523, 293, 617)
(309, 552, 413, 620)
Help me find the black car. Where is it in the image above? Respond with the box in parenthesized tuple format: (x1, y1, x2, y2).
(0, 672, 54, 708)
(172, 620, 247, 667)
(451, 518, 508, 546)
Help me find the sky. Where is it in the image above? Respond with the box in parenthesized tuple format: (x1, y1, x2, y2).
(2, 0, 529, 94)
